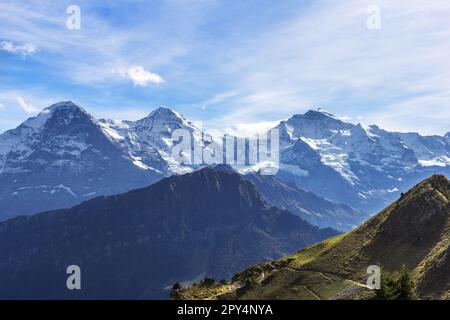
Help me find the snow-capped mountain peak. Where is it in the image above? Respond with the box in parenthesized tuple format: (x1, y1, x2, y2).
(97, 106, 203, 175)
(134, 106, 198, 135)
(280, 109, 352, 140)
(303, 108, 336, 120)
(43, 100, 86, 113)
(351, 123, 378, 141)
(139, 106, 184, 124)
(21, 101, 95, 132)
(0, 101, 100, 164)
(0, 101, 163, 220)
(18, 101, 82, 130)
(147, 106, 182, 119)
(268, 108, 449, 213)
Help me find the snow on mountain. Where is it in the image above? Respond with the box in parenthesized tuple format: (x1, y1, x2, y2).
(0, 102, 223, 220)
(418, 156, 450, 167)
(98, 106, 204, 175)
(277, 109, 354, 140)
(272, 109, 449, 212)
(0, 102, 448, 220)
(300, 137, 357, 184)
(395, 131, 450, 166)
(0, 101, 164, 220)
(330, 124, 418, 170)
(0, 101, 95, 173)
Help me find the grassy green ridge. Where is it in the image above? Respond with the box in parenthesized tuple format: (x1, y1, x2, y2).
(174, 175, 450, 300)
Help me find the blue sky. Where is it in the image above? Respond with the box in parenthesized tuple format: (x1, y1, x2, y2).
(0, 0, 449, 136)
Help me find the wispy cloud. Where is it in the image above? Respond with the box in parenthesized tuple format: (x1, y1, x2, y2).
(16, 96, 39, 114)
(195, 91, 241, 110)
(0, 41, 36, 58)
(363, 91, 450, 136)
(0, 0, 449, 135)
(0, 1, 201, 86)
(192, 0, 450, 135)
(224, 120, 281, 137)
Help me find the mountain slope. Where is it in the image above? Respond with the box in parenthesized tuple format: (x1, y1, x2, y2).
(244, 171, 367, 231)
(176, 174, 450, 300)
(212, 164, 366, 231)
(0, 167, 338, 299)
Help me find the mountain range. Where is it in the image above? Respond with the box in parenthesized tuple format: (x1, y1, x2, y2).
(174, 174, 450, 300)
(0, 101, 448, 226)
(0, 102, 163, 220)
(0, 167, 337, 299)
(275, 110, 449, 212)
(0, 100, 448, 300)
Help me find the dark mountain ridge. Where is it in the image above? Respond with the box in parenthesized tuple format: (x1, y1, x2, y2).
(213, 164, 367, 231)
(0, 167, 338, 299)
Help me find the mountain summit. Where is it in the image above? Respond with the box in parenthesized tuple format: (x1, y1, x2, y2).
(17, 101, 91, 132)
(135, 106, 187, 130)
(303, 109, 337, 120)
(43, 100, 86, 113)
(274, 109, 449, 213)
(0, 102, 164, 220)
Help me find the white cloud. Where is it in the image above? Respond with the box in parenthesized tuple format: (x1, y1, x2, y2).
(118, 66, 164, 87)
(195, 0, 450, 135)
(0, 1, 188, 86)
(16, 96, 39, 114)
(338, 116, 354, 122)
(363, 91, 450, 136)
(197, 91, 241, 109)
(0, 1, 449, 135)
(0, 102, 4, 109)
(0, 41, 36, 58)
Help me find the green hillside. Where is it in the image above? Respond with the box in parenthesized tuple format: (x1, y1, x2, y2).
(174, 174, 450, 300)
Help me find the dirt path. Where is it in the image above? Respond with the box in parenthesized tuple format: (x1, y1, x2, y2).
(319, 272, 334, 283)
(302, 285, 321, 300)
